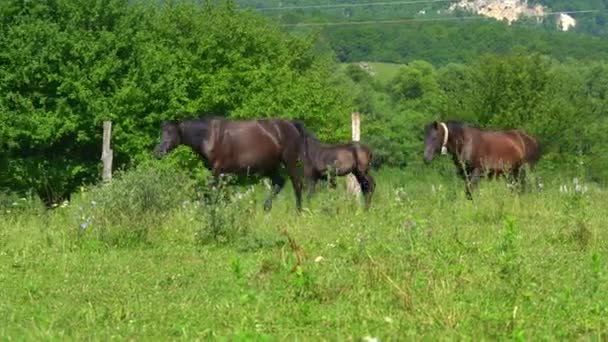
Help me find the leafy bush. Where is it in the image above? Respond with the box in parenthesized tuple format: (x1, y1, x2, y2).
(196, 176, 255, 245)
(0, 0, 351, 203)
(72, 160, 197, 246)
(0, 190, 45, 216)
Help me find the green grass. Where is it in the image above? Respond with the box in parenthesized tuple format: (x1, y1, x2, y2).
(1, 167, 607, 340)
(342, 62, 404, 84)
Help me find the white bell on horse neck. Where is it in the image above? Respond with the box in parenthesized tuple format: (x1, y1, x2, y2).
(441, 146, 448, 155)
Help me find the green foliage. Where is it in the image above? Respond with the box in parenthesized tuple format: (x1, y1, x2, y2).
(339, 53, 608, 182)
(0, 0, 351, 202)
(71, 160, 197, 246)
(196, 176, 254, 245)
(323, 20, 608, 65)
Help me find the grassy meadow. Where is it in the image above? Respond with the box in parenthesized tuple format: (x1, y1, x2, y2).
(342, 62, 403, 84)
(1, 164, 607, 340)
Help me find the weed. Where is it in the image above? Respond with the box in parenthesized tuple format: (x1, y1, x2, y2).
(196, 175, 253, 245)
(71, 161, 196, 247)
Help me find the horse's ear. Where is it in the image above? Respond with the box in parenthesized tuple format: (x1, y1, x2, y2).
(433, 121, 439, 129)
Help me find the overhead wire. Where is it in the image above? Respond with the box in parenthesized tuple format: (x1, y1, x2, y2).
(250, 0, 456, 11)
(276, 9, 603, 27)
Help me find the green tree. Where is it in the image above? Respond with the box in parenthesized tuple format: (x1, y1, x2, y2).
(0, 0, 351, 203)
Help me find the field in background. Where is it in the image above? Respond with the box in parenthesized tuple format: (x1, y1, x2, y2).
(1, 166, 607, 340)
(341, 62, 403, 84)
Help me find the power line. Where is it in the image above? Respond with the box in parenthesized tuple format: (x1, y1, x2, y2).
(250, 0, 455, 11)
(280, 9, 603, 27)
(282, 14, 485, 26)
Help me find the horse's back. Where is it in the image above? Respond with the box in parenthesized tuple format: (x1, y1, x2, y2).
(474, 130, 526, 168)
(475, 129, 540, 170)
(214, 118, 301, 172)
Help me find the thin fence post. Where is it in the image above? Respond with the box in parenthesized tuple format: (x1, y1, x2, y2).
(346, 112, 361, 195)
(101, 121, 113, 183)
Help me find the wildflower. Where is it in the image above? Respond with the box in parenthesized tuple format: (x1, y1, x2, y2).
(362, 336, 379, 342)
(80, 222, 88, 230)
(314, 256, 324, 263)
(384, 316, 393, 323)
(90, 201, 97, 206)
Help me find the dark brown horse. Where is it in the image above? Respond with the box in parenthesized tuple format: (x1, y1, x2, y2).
(299, 129, 375, 208)
(423, 120, 541, 199)
(155, 117, 306, 211)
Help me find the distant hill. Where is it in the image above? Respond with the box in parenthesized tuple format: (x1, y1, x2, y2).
(238, 0, 607, 36)
(237, 0, 608, 64)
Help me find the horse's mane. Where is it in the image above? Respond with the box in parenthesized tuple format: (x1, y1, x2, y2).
(445, 120, 484, 130)
(290, 120, 318, 142)
(444, 120, 486, 137)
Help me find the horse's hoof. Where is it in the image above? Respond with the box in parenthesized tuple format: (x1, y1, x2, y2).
(263, 201, 272, 211)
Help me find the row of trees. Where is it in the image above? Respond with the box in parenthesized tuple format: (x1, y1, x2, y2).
(2, 0, 607, 204)
(0, 0, 352, 203)
(323, 20, 608, 65)
(241, 0, 608, 38)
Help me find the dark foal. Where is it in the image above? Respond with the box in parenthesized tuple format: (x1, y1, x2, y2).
(155, 117, 307, 211)
(299, 130, 375, 208)
(423, 120, 541, 199)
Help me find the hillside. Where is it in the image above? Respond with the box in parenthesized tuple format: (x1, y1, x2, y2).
(238, 0, 607, 36)
(237, 0, 608, 64)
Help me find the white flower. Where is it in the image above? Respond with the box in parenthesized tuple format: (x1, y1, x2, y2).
(362, 336, 379, 342)
(314, 256, 324, 263)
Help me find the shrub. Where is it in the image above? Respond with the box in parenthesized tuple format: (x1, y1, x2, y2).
(72, 160, 197, 247)
(196, 176, 254, 245)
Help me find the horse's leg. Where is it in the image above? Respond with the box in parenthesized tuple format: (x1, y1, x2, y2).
(514, 165, 527, 193)
(286, 161, 303, 212)
(465, 168, 482, 200)
(307, 176, 318, 199)
(263, 172, 286, 212)
(355, 171, 375, 209)
(357, 174, 376, 210)
(328, 173, 337, 189)
(458, 161, 474, 200)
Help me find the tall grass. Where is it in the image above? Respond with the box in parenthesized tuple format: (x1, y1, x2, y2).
(1, 167, 607, 340)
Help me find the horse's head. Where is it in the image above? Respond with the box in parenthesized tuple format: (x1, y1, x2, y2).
(155, 121, 181, 158)
(423, 121, 445, 164)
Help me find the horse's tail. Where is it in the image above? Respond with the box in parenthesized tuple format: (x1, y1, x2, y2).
(351, 142, 372, 174)
(525, 134, 543, 166)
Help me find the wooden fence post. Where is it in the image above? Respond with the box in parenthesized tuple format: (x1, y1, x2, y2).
(101, 121, 113, 183)
(346, 112, 361, 195)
